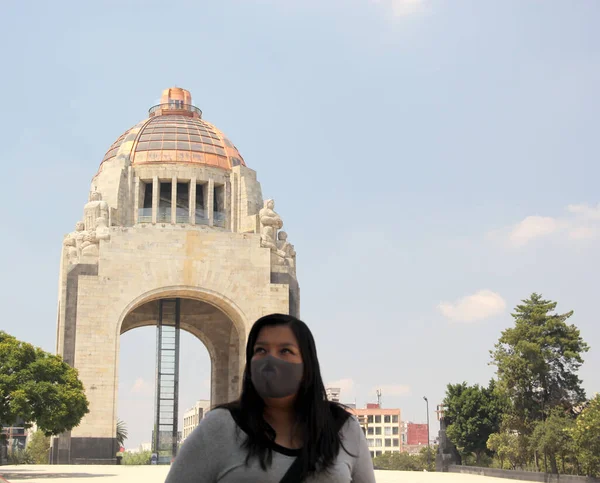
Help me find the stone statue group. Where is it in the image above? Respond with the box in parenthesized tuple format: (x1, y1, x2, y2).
(63, 191, 111, 264)
(259, 199, 296, 273)
(64, 192, 296, 273)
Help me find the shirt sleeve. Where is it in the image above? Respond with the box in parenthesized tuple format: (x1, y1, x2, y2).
(350, 419, 376, 483)
(165, 409, 229, 483)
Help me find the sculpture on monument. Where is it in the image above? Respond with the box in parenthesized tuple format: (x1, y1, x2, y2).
(84, 190, 109, 231)
(64, 200, 111, 264)
(277, 231, 296, 272)
(259, 199, 282, 250)
(63, 221, 86, 264)
(80, 217, 111, 260)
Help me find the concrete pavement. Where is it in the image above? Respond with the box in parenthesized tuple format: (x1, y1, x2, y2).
(0, 465, 510, 482)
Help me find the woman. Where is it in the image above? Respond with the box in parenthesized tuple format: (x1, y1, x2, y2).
(166, 313, 375, 482)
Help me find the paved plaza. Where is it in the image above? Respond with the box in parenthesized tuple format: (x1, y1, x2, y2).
(0, 465, 509, 483)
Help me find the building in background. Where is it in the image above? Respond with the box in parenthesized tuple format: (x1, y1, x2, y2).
(406, 422, 428, 445)
(325, 387, 341, 403)
(349, 405, 402, 458)
(182, 400, 211, 441)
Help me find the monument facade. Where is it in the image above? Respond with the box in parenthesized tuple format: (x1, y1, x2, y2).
(53, 87, 300, 464)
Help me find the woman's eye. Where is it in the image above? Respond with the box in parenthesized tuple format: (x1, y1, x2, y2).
(254, 347, 265, 354)
(281, 348, 292, 354)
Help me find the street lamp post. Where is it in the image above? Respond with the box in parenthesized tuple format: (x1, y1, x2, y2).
(423, 396, 430, 469)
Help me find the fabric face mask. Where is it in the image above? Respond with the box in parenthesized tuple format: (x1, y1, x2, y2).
(251, 355, 303, 399)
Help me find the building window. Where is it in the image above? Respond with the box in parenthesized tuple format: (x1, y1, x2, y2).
(393, 426, 399, 435)
(195, 183, 206, 224)
(367, 438, 374, 447)
(375, 439, 382, 447)
(367, 415, 373, 424)
(375, 415, 381, 424)
(375, 427, 382, 435)
(393, 438, 399, 447)
(392, 415, 399, 423)
(175, 181, 189, 223)
(384, 427, 392, 436)
(214, 184, 225, 227)
(367, 427, 374, 435)
(375, 451, 382, 457)
(158, 181, 172, 222)
(384, 415, 391, 423)
(385, 439, 392, 447)
(139, 181, 153, 223)
(370, 451, 374, 458)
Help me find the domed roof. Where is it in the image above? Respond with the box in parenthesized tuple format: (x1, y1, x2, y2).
(97, 88, 246, 175)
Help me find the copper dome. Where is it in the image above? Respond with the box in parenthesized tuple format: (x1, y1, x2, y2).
(97, 88, 246, 175)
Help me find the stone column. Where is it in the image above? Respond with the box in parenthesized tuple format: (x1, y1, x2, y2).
(189, 178, 196, 225)
(224, 176, 231, 231)
(133, 177, 140, 224)
(208, 178, 214, 227)
(210, 347, 230, 406)
(151, 176, 158, 224)
(230, 172, 238, 233)
(171, 176, 177, 224)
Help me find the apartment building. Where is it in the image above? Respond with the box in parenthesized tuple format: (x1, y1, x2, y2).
(182, 400, 211, 441)
(349, 405, 402, 458)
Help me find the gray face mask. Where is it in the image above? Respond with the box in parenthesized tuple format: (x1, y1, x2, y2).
(251, 355, 303, 399)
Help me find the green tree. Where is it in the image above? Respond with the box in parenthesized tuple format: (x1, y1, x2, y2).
(529, 408, 575, 474)
(443, 380, 506, 464)
(572, 394, 600, 477)
(487, 431, 522, 470)
(372, 451, 422, 471)
(27, 430, 50, 464)
(417, 445, 437, 471)
(0, 331, 89, 435)
(122, 450, 152, 465)
(490, 294, 589, 433)
(116, 419, 128, 448)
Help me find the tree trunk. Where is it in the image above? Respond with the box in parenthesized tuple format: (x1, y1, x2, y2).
(549, 454, 558, 474)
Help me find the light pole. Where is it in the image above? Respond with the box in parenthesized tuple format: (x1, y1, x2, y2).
(423, 396, 430, 469)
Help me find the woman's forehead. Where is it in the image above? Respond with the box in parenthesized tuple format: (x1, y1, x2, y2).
(255, 325, 298, 344)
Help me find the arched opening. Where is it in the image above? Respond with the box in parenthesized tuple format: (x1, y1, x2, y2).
(116, 295, 244, 463)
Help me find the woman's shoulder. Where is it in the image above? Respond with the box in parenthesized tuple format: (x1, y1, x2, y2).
(202, 407, 237, 427)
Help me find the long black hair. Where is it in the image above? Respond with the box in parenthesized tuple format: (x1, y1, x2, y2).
(218, 313, 352, 476)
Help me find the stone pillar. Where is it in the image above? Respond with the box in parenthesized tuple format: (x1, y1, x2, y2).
(189, 177, 196, 225)
(211, 347, 229, 406)
(208, 178, 214, 227)
(224, 175, 231, 231)
(230, 172, 238, 233)
(151, 176, 158, 224)
(171, 176, 177, 224)
(133, 177, 140, 224)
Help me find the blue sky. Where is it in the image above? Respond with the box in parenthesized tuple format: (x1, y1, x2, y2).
(1, 0, 599, 448)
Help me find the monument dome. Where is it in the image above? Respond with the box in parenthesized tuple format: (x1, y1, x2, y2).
(96, 87, 245, 177)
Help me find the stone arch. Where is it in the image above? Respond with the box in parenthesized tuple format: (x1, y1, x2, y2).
(112, 286, 249, 443)
(115, 285, 249, 341)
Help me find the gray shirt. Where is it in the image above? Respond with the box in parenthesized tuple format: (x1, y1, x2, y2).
(165, 408, 376, 483)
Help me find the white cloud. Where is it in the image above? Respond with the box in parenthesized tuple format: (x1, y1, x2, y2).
(508, 216, 559, 247)
(567, 203, 600, 220)
(568, 226, 597, 240)
(492, 202, 600, 247)
(131, 378, 151, 395)
(439, 290, 506, 323)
